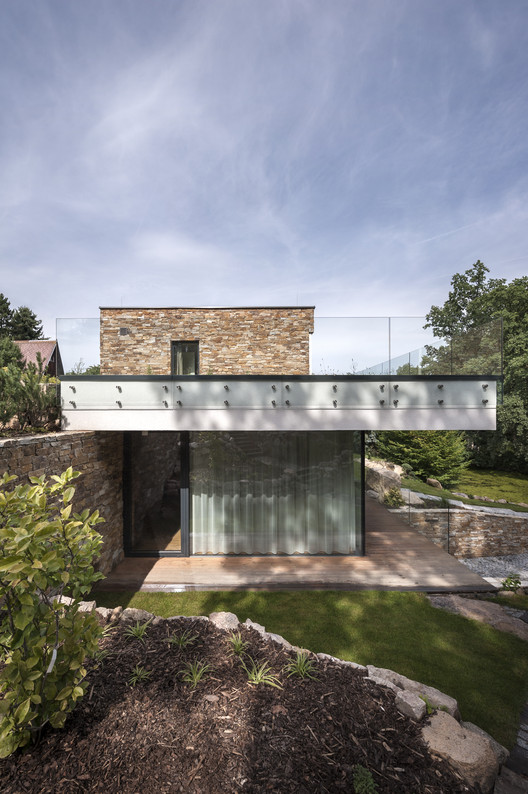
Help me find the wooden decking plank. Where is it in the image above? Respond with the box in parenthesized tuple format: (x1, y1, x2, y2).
(98, 500, 494, 593)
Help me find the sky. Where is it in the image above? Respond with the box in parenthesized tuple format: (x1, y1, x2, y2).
(1, 0, 527, 363)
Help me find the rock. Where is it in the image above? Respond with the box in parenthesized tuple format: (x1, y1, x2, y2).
(452, 492, 468, 498)
(461, 721, 509, 766)
(426, 478, 443, 489)
(395, 689, 427, 721)
(78, 600, 96, 613)
(427, 595, 528, 642)
(110, 605, 123, 622)
(244, 618, 267, 634)
(367, 665, 460, 718)
(266, 632, 293, 650)
(400, 488, 425, 507)
(95, 606, 113, 621)
(365, 460, 401, 496)
(209, 611, 239, 631)
(422, 711, 498, 793)
(316, 653, 366, 671)
(119, 607, 154, 623)
(366, 489, 380, 501)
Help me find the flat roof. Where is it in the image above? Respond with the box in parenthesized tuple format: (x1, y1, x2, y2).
(99, 305, 315, 310)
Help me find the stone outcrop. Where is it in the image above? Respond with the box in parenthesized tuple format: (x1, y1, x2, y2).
(428, 595, 528, 642)
(365, 459, 401, 496)
(422, 711, 499, 793)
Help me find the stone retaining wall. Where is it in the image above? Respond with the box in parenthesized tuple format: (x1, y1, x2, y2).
(0, 431, 124, 574)
(405, 508, 528, 558)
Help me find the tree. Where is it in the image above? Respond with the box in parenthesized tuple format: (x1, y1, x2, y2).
(0, 294, 43, 341)
(375, 430, 469, 488)
(0, 337, 24, 369)
(10, 306, 43, 340)
(0, 294, 12, 336)
(425, 262, 528, 473)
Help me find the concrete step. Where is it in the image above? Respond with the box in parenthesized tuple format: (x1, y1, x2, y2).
(494, 765, 528, 794)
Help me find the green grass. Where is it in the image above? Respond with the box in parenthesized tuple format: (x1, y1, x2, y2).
(458, 469, 528, 504)
(485, 593, 528, 610)
(402, 468, 528, 512)
(94, 590, 528, 748)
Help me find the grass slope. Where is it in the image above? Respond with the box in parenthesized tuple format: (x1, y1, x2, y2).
(402, 468, 528, 512)
(93, 590, 528, 749)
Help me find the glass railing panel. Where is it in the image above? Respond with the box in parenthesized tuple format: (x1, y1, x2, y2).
(311, 317, 390, 374)
(56, 318, 100, 374)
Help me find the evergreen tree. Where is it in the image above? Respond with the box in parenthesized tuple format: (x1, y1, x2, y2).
(10, 306, 43, 340)
(0, 293, 12, 336)
(375, 430, 469, 489)
(0, 337, 24, 369)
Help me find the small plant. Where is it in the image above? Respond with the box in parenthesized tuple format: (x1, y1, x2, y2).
(383, 487, 406, 507)
(352, 764, 378, 794)
(124, 619, 152, 644)
(128, 665, 151, 687)
(166, 629, 198, 649)
(239, 657, 282, 689)
(501, 573, 522, 592)
(283, 651, 318, 680)
(227, 631, 249, 657)
(179, 660, 212, 688)
(419, 694, 435, 715)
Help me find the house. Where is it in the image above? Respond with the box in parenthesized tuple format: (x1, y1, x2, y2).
(60, 306, 498, 563)
(14, 339, 64, 377)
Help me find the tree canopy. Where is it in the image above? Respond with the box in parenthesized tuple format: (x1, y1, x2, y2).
(0, 293, 43, 341)
(426, 262, 528, 473)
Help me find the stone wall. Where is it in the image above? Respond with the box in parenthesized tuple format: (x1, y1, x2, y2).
(0, 431, 124, 574)
(405, 508, 528, 558)
(100, 307, 314, 375)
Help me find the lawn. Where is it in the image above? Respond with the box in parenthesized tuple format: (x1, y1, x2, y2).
(402, 467, 528, 512)
(93, 589, 528, 749)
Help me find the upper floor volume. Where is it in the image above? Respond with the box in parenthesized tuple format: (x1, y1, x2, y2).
(59, 306, 500, 433)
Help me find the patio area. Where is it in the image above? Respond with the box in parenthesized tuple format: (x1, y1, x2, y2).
(97, 500, 494, 593)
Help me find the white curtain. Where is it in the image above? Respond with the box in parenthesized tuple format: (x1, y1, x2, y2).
(190, 431, 361, 555)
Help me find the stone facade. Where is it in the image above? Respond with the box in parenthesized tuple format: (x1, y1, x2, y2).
(100, 306, 314, 375)
(405, 508, 528, 558)
(0, 431, 124, 574)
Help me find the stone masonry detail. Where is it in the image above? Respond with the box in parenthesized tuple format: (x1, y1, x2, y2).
(100, 307, 314, 375)
(0, 432, 123, 575)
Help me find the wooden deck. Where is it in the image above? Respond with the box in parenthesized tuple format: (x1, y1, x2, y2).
(97, 500, 495, 593)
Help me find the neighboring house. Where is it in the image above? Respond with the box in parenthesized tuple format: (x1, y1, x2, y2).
(14, 340, 64, 377)
(60, 306, 498, 564)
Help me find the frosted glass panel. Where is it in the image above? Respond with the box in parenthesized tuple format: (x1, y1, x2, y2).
(190, 431, 361, 555)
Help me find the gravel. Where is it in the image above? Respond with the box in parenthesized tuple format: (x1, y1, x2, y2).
(458, 553, 528, 588)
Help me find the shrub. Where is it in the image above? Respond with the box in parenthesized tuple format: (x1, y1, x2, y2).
(383, 487, 406, 507)
(375, 430, 469, 489)
(0, 354, 59, 431)
(0, 468, 104, 757)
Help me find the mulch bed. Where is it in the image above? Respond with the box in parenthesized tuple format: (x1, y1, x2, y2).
(1, 616, 478, 794)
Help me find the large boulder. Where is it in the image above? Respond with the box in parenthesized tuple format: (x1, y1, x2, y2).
(365, 460, 401, 496)
(421, 711, 499, 793)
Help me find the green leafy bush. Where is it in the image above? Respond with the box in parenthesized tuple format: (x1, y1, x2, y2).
(0, 468, 104, 757)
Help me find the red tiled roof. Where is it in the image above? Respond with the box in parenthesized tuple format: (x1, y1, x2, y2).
(14, 340, 58, 369)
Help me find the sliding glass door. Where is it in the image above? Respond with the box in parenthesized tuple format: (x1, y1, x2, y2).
(189, 431, 362, 555)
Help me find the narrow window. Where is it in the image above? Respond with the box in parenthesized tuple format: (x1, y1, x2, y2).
(172, 341, 199, 375)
